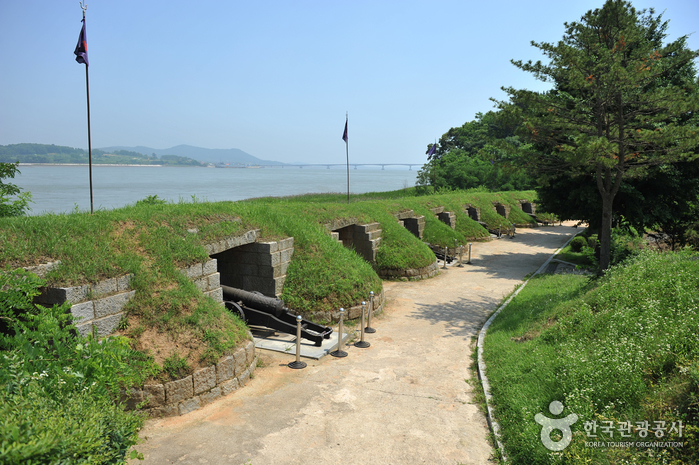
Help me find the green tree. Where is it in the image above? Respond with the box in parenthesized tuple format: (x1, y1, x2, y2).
(502, 0, 699, 271)
(417, 111, 535, 192)
(0, 162, 31, 217)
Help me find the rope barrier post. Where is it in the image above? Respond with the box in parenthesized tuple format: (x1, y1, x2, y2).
(288, 315, 307, 369)
(330, 308, 348, 357)
(442, 246, 448, 269)
(457, 244, 464, 267)
(354, 302, 370, 348)
(468, 242, 472, 264)
(365, 291, 376, 333)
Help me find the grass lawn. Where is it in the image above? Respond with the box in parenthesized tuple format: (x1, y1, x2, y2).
(482, 249, 699, 464)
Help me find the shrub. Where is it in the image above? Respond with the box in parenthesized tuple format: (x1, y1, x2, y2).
(0, 268, 153, 464)
(587, 234, 598, 249)
(569, 235, 587, 252)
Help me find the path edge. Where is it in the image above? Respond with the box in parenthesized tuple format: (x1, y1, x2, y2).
(476, 231, 580, 462)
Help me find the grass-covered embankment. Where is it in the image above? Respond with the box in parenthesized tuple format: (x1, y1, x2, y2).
(482, 249, 699, 464)
(0, 189, 537, 377)
(0, 187, 538, 463)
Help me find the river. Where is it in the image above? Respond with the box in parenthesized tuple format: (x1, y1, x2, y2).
(12, 165, 420, 215)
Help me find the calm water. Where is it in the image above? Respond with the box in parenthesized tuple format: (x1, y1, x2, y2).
(13, 165, 419, 215)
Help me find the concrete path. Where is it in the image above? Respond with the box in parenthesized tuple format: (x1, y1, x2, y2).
(132, 223, 577, 465)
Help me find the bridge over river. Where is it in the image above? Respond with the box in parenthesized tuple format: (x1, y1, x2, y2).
(215, 163, 421, 170)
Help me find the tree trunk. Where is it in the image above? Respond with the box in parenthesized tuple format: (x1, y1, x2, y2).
(599, 192, 614, 273)
(596, 162, 624, 274)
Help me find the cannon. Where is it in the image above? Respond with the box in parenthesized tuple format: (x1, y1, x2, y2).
(222, 285, 333, 347)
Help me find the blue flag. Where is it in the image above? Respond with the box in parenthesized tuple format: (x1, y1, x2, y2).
(74, 18, 89, 66)
(342, 119, 348, 143)
(427, 143, 436, 157)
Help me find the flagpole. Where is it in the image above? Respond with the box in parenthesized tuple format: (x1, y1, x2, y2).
(85, 54, 93, 214)
(345, 112, 349, 204)
(78, 2, 93, 214)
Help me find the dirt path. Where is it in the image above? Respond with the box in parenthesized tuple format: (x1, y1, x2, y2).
(132, 223, 578, 465)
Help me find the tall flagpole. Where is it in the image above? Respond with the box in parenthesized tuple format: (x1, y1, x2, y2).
(85, 43, 93, 215)
(78, 2, 93, 214)
(343, 112, 349, 203)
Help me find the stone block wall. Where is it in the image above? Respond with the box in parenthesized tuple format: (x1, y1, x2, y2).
(180, 259, 223, 302)
(493, 203, 510, 219)
(212, 238, 294, 298)
(312, 289, 387, 323)
(429, 206, 455, 229)
(395, 210, 425, 239)
(518, 200, 536, 215)
(378, 261, 439, 281)
(437, 211, 456, 229)
(351, 223, 382, 263)
(328, 220, 382, 264)
(464, 204, 481, 222)
(33, 259, 222, 338)
(34, 274, 135, 338)
(124, 339, 258, 418)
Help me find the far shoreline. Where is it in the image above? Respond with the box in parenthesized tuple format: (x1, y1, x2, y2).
(17, 163, 175, 167)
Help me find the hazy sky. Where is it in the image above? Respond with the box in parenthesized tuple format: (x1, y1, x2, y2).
(1, 1, 697, 165)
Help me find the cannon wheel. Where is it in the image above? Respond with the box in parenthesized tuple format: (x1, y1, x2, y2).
(225, 301, 246, 322)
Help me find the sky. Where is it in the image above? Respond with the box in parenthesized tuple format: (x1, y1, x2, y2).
(1, 1, 698, 165)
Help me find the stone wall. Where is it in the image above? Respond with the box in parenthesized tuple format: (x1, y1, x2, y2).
(493, 202, 510, 219)
(394, 210, 425, 239)
(430, 206, 456, 229)
(312, 289, 387, 323)
(464, 204, 481, 222)
(211, 237, 294, 298)
(35, 274, 136, 338)
(518, 200, 536, 215)
(33, 259, 222, 338)
(180, 259, 223, 302)
(124, 339, 257, 418)
(378, 261, 439, 281)
(329, 220, 382, 263)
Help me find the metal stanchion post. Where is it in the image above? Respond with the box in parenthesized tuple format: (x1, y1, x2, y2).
(442, 246, 448, 269)
(365, 291, 376, 333)
(468, 242, 472, 264)
(288, 315, 307, 369)
(330, 308, 348, 357)
(355, 302, 370, 348)
(457, 244, 464, 267)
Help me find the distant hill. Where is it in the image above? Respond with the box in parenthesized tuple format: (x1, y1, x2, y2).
(0, 143, 203, 166)
(98, 144, 283, 165)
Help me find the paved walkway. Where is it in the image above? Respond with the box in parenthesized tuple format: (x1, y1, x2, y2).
(132, 223, 577, 465)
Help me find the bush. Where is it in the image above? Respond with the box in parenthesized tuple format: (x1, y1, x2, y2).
(569, 235, 587, 252)
(0, 269, 153, 464)
(587, 234, 598, 249)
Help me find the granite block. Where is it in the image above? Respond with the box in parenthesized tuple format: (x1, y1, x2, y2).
(220, 378, 239, 396)
(143, 384, 165, 407)
(94, 291, 135, 318)
(178, 397, 201, 415)
(70, 301, 95, 323)
(193, 366, 216, 395)
(165, 376, 193, 404)
(199, 387, 221, 406)
(216, 355, 235, 384)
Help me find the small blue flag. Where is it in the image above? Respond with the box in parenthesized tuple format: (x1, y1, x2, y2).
(74, 18, 89, 66)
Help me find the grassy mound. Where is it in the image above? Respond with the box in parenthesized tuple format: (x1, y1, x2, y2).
(1, 189, 537, 380)
(483, 249, 699, 464)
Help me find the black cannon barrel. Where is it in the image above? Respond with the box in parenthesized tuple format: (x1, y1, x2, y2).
(221, 285, 285, 317)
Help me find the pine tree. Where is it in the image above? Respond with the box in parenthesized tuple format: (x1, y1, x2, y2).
(503, 0, 699, 271)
